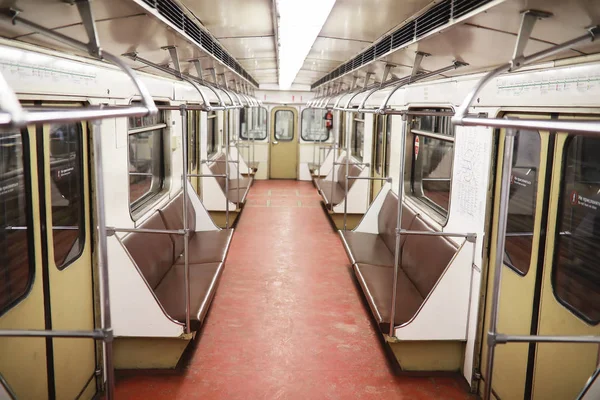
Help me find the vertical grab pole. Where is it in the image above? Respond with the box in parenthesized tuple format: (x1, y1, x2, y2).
(484, 129, 516, 400)
(389, 120, 407, 337)
(225, 110, 230, 228)
(91, 120, 115, 400)
(343, 112, 352, 230)
(180, 105, 191, 334)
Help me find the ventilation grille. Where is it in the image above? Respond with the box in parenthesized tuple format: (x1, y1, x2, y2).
(311, 0, 492, 89)
(140, 0, 258, 87)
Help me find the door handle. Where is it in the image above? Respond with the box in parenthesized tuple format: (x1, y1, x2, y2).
(273, 141, 279, 145)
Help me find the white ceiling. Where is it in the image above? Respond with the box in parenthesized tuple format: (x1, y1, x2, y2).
(0, 0, 599, 92)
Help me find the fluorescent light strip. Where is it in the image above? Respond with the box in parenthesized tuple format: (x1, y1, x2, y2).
(276, 0, 336, 90)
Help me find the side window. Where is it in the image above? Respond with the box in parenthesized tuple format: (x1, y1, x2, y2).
(49, 123, 84, 269)
(187, 110, 199, 170)
(206, 111, 218, 158)
(503, 129, 541, 275)
(384, 115, 392, 177)
(274, 110, 294, 141)
(240, 107, 268, 140)
(339, 112, 346, 150)
(374, 115, 384, 174)
(406, 109, 454, 219)
(301, 109, 329, 141)
(352, 113, 365, 161)
(0, 129, 33, 314)
(128, 111, 167, 211)
(554, 136, 600, 324)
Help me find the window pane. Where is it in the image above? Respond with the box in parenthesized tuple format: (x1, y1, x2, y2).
(375, 116, 384, 174)
(502, 130, 541, 275)
(240, 107, 267, 140)
(0, 129, 32, 314)
(408, 110, 454, 217)
(352, 113, 364, 161)
(128, 111, 165, 210)
(554, 136, 600, 323)
(275, 110, 294, 141)
(301, 109, 329, 141)
(384, 115, 391, 177)
(207, 112, 218, 157)
(188, 110, 198, 170)
(49, 123, 84, 269)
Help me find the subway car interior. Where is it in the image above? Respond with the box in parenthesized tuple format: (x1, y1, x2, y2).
(1, 0, 600, 399)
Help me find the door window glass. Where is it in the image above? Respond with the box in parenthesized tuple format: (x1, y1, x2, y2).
(187, 110, 199, 170)
(554, 135, 600, 323)
(503, 129, 541, 275)
(384, 115, 392, 177)
(0, 129, 32, 314)
(275, 110, 294, 141)
(374, 115, 384, 174)
(49, 123, 84, 269)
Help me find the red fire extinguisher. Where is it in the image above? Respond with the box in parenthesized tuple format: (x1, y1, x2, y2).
(324, 110, 333, 131)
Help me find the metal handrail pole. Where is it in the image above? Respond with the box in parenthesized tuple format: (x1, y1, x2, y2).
(188, 173, 227, 178)
(347, 176, 393, 182)
(91, 120, 115, 400)
(453, 27, 599, 125)
(484, 129, 516, 400)
(225, 110, 230, 229)
(107, 227, 185, 235)
(389, 122, 407, 337)
(0, 329, 105, 338)
(180, 105, 191, 334)
(497, 334, 600, 344)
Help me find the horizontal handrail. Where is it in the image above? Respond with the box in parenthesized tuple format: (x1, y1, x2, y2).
(334, 161, 370, 167)
(495, 334, 600, 344)
(188, 173, 227, 178)
(346, 176, 392, 182)
(5, 225, 78, 231)
(411, 129, 455, 142)
(201, 159, 239, 164)
(0, 328, 107, 339)
(396, 229, 477, 242)
(106, 227, 185, 236)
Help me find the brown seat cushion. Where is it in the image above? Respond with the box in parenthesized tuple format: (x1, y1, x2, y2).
(378, 192, 419, 253)
(401, 216, 458, 299)
(226, 188, 246, 204)
(175, 229, 234, 265)
(159, 193, 198, 260)
(354, 263, 424, 331)
(318, 180, 346, 205)
(154, 262, 224, 323)
(123, 212, 174, 289)
(228, 177, 251, 190)
(340, 231, 395, 267)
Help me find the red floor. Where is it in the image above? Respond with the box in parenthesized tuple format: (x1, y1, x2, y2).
(115, 180, 475, 399)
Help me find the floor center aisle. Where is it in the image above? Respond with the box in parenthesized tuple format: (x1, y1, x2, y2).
(115, 181, 474, 399)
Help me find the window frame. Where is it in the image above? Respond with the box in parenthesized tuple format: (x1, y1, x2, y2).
(127, 110, 168, 216)
(0, 127, 36, 316)
(187, 109, 200, 171)
(239, 106, 268, 140)
(351, 112, 365, 161)
(301, 108, 330, 142)
(274, 109, 295, 142)
(404, 108, 455, 223)
(48, 121, 86, 271)
(552, 134, 600, 325)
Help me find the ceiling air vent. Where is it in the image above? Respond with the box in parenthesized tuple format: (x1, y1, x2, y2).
(311, 0, 492, 89)
(136, 0, 258, 87)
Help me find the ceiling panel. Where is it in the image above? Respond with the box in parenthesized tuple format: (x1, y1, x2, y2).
(182, 0, 273, 38)
(306, 37, 367, 65)
(218, 37, 275, 59)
